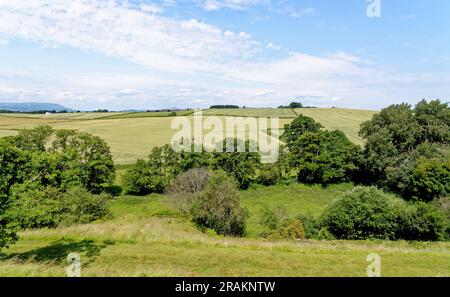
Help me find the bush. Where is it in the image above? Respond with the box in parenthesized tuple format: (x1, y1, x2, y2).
(59, 187, 111, 226)
(6, 184, 111, 229)
(168, 168, 212, 214)
(260, 205, 286, 230)
(404, 156, 450, 201)
(7, 182, 63, 229)
(435, 197, 450, 239)
(321, 187, 401, 240)
(268, 219, 305, 240)
(257, 165, 281, 186)
(321, 186, 448, 241)
(297, 214, 320, 239)
(396, 202, 447, 241)
(191, 171, 247, 236)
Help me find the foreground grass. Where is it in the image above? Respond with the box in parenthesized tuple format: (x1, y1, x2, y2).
(242, 183, 354, 237)
(1, 184, 449, 277)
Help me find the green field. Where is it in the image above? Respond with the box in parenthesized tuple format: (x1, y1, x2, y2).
(0, 108, 376, 164)
(1, 183, 449, 277)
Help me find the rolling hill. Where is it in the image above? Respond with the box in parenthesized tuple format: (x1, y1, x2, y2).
(0, 102, 73, 112)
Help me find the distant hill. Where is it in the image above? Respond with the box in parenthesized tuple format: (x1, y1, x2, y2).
(0, 102, 73, 112)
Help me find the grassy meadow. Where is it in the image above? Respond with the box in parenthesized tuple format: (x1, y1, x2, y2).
(1, 183, 449, 277)
(0, 108, 374, 163)
(3, 107, 448, 277)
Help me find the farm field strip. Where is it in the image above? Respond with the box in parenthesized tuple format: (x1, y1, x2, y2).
(0, 109, 376, 163)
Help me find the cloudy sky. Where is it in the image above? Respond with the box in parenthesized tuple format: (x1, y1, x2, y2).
(0, 0, 449, 110)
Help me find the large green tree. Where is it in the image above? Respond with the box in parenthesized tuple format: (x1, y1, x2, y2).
(359, 100, 450, 200)
(51, 129, 115, 192)
(282, 115, 322, 148)
(0, 141, 28, 248)
(289, 130, 361, 184)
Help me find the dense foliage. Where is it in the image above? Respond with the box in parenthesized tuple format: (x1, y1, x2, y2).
(191, 171, 247, 236)
(124, 139, 261, 194)
(321, 186, 448, 241)
(6, 184, 111, 229)
(289, 130, 361, 184)
(123, 145, 180, 195)
(359, 100, 450, 201)
(0, 126, 114, 248)
(282, 114, 322, 148)
(268, 219, 305, 240)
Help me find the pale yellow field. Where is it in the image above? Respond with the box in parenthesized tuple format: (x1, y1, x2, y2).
(0, 108, 376, 163)
(203, 108, 297, 118)
(294, 108, 378, 145)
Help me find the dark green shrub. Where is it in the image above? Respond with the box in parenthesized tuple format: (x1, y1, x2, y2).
(59, 186, 111, 226)
(6, 184, 111, 229)
(191, 171, 247, 236)
(396, 202, 447, 241)
(405, 156, 450, 201)
(257, 165, 281, 186)
(321, 187, 401, 240)
(435, 197, 450, 239)
(321, 186, 448, 241)
(179, 151, 213, 172)
(268, 219, 305, 240)
(297, 214, 320, 239)
(6, 182, 63, 229)
(385, 145, 450, 201)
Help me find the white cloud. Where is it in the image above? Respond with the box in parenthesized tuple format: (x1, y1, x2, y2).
(140, 3, 164, 14)
(278, 6, 316, 18)
(0, 0, 448, 110)
(199, 0, 268, 11)
(0, 0, 260, 74)
(266, 42, 281, 50)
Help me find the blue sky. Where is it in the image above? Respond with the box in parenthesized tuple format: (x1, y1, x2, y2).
(0, 0, 449, 110)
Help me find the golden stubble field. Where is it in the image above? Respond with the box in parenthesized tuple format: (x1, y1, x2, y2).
(0, 108, 376, 164)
